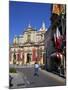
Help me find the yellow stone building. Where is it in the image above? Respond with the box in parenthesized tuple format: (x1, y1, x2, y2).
(9, 22, 47, 65)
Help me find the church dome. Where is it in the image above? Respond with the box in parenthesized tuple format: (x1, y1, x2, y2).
(26, 23, 36, 31)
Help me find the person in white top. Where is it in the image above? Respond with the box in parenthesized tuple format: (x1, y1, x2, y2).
(34, 61, 39, 76)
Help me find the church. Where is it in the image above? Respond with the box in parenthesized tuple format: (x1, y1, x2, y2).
(9, 22, 47, 65)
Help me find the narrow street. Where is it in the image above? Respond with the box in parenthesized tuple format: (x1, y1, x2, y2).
(10, 65, 66, 89)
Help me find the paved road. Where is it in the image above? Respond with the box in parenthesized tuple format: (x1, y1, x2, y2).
(9, 66, 66, 89)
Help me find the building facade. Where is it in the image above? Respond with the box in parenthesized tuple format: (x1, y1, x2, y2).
(44, 4, 66, 77)
(44, 26, 56, 71)
(9, 22, 46, 65)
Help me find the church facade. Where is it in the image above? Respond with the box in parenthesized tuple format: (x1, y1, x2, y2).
(9, 22, 46, 65)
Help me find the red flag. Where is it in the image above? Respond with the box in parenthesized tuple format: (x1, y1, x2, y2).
(32, 48, 37, 61)
(54, 28, 63, 49)
(17, 49, 21, 61)
(22, 53, 24, 60)
(17, 53, 20, 61)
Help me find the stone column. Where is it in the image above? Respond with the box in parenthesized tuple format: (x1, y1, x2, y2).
(16, 53, 18, 65)
(10, 53, 13, 64)
(19, 52, 23, 65)
(24, 53, 27, 64)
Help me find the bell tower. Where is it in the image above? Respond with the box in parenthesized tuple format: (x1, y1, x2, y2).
(39, 21, 47, 31)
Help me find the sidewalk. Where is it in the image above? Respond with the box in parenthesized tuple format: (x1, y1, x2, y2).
(39, 68, 66, 83)
(9, 73, 26, 89)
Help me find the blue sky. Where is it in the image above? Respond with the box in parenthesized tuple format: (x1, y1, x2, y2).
(9, 1, 51, 44)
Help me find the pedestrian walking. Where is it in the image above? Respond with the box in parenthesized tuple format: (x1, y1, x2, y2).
(34, 61, 39, 76)
(9, 75, 13, 87)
